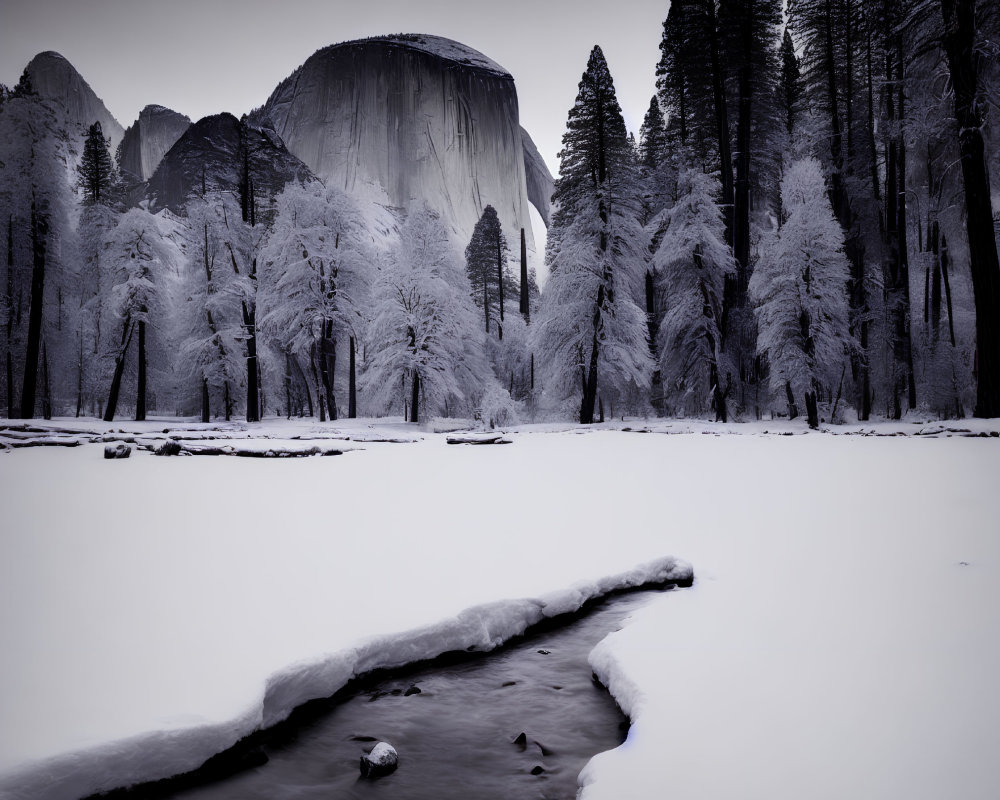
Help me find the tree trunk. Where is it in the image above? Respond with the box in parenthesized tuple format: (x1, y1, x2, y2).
(940, 0, 1000, 417)
(5, 214, 14, 417)
(5, 351, 13, 418)
(135, 314, 147, 421)
(103, 318, 134, 423)
(706, 0, 734, 246)
(519, 228, 529, 321)
(785, 381, 799, 420)
(41, 341, 51, 420)
(497, 235, 504, 340)
(805, 389, 819, 429)
(348, 336, 357, 418)
(410, 370, 420, 424)
(20, 199, 47, 419)
(580, 333, 599, 424)
(244, 302, 259, 422)
(224, 381, 232, 421)
(319, 328, 337, 421)
(202, 377, 210, 423)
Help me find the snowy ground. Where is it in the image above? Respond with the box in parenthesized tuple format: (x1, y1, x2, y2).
(1, 417, 998, 799)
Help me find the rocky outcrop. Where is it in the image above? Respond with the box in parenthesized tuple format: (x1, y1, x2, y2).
(119, 105, 190, 183)
(145, 113, 315, 214)
(251, 34, 547, 255)
(520, 127, 553, 227)
(23, 51, 124, 148)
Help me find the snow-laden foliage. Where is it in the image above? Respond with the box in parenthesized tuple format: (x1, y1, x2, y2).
(654, 168, 735, 417)
(259, 181, 372, 419)
(535, 46, 652, 423)
(749, 158, 854, 418)
(362, 206, 488, 419)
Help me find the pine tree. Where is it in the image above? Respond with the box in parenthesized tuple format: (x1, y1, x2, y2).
(77, 122, 117, 208)
(749, 159, 854, 428)
(655, 168, 736, 419)
(534, 46, 652, 423)
(780, 28, 802, 137)
(939, 0, 1000, 418)
(464, 205, 510, 339)
(101, 209, 171, 421)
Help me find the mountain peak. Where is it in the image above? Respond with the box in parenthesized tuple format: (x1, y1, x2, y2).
(23, 50, 124, 147)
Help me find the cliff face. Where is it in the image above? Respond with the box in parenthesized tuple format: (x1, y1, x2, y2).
(251, 35, 546, 255)
(24, 51, 124, 149)
(520, 127, 553, 228)
(145, 113, 315, 215)
(119, 105, 191, 183)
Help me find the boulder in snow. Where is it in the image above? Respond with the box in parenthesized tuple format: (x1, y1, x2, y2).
(103, 443, 131, 459)
(360, 741, 398, 778)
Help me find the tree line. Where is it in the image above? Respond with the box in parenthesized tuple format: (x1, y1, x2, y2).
(2, 0, 998, 426)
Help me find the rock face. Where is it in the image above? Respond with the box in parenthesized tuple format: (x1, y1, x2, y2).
(359, 741, 398, 778)
(520, 127, 553, 227)
(23, 51, 124, 149)
(119, 105, 191, 183)
(251, 34, 547, 255)
(145, 112, 315, 214)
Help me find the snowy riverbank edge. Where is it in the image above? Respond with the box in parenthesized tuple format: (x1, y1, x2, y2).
(0, 556, 692, 800)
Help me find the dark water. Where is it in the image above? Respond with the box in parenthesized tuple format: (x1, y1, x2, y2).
(166, 590, 668, 800)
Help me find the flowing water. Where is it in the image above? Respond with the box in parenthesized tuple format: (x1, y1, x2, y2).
(165, 589, 672, 800)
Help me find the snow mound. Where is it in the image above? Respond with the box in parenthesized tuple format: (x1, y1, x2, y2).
(0, 557, 691, 800)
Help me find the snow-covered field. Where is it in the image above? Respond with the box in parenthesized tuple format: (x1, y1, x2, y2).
(1, 417, 999, 799)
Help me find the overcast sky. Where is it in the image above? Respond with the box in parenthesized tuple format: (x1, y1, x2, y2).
(0, 0, 669, 175)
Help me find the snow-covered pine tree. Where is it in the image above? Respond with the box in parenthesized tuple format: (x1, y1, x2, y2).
(101, 208, 173, 421)
(76, 121, 121, 416)
(259, 180, 371, 421)
(363, 206, 487, 423)
(655, 168, 736, 419)
(464, 205, 513, 339)
(175, 189, 244, 422)
(749, 158, 854, 428)
(533, 46, 651, 423)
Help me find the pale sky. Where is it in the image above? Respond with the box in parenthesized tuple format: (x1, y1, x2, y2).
(0, 0, 669, 175)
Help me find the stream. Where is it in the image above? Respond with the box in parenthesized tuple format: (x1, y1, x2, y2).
(162, 588, 673, 800)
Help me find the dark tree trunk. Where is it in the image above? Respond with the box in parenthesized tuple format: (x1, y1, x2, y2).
(103, 318, 134, 423)
(941, 0, 1000, 417)
(202, 377, 210, 423)
(5, 351, 13, 418)
(348, 336, 357, 418)
(20, 199, 47, 419)
(785, 381, 799, 420)
(941, 235, 957, 347)
(497, 236, 504, 341)
(580, 333, 600, 425)
(41, 341, 51, 420)
(319, 325, 337, 421)
(224, 381, 232, 421)
(410, 370, 420, 424)
(244, 301, 259, 422)
(5, 214, 13, 417)
(706, 0, 734, 246)
(519, 228, 529, 321)
(733, 0, 753, 291)
(805, 389, 819, 429)
(135, 313, 147, 421)
(647, 268, 664, 415)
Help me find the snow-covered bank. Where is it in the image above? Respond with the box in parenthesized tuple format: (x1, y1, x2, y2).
(1, 420, 999, 799)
